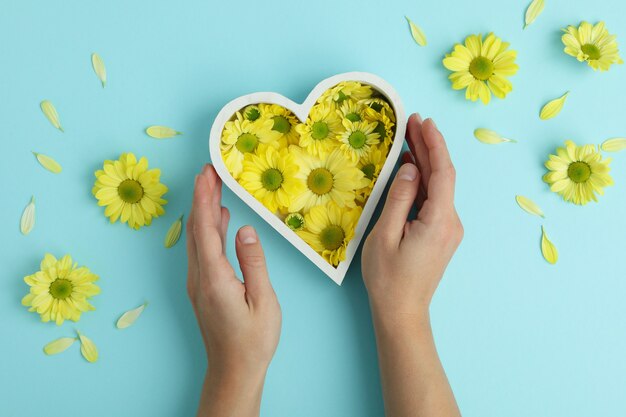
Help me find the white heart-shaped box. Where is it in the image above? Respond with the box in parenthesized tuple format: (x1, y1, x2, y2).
(209, 72, 406, 285)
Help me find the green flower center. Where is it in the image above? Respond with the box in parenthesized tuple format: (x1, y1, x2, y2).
(346, 112, 361, 122)
(261, 168, 284, 191)
(272, 116, 291, 134)
(567, 161, 591, 183)
(369, 102, 383, 112)
(235, 133, 259, 153)
(469, 56, 495, 81)
(336, 90, 348, 103)
(244, 107, 261, 121)
(373, 122, 386, 141)
(307, 168, 334, 195)
(581, 43, 601, 60)
(49, 278, 73, 300)
(118, 179, 144, 204)
(348, 131, 367, 149)
(361, 163, 376, 180)
(319, 225, 345, 251)
(285, 213, 304, 231)
(311, 121, 330, 140)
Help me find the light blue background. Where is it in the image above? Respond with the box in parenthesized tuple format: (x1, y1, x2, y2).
(1, 0, 625, 416)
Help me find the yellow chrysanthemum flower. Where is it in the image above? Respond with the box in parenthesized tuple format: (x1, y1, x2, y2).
(92, 153, 168, 230)
(356, 146, 387, 203)
(337, 119, 380, 163)
(361, 97, 396, 123)
(297, 203, 362, 267)
(241, 105, 262, 121)
(543, 140, 613, 205)
(443, 33, 519, 104)
(289, 147, 366, 213)
(562, 21, 623, 71)
(295, 103, 342, 158)
(239, 145, 304, 213)
(284, 212, 305, 231)
(22, 254, 100, 326)
(336, 99, 366, 123)
(221, 118, 280, 179)
(259, 104, 301, 146)
(320, 81, 373, 104)
(363, 105, 395, 147)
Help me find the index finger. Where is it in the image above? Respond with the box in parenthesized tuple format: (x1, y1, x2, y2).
(192, 165, 226, 269)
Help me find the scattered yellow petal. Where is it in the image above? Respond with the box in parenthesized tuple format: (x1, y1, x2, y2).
(146, 125, 182, 139)
(33, 152, 62, 174)
(116, 302, 148, 329)
(77, 331, 98, 363)
(43, 337, 77, 355)
(165, 215, 183, 248)
(20, 196, 36, 235)
(40, 100, 63, 132)
(540, 92, 569, 120)
(405, 16, 427, 46)
(524, 0, 545, 28)
(516, 195, 544, 218)
(601, 137, 626, 152)
(474, 128, 516, 144)
(540, 226, 558, 264)
(91, 53, 107, 88)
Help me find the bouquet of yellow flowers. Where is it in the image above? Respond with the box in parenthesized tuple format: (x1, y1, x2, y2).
(220, 81, 396, 267)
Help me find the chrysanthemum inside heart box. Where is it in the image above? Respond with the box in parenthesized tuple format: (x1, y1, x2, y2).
(209, 72, 406, 285)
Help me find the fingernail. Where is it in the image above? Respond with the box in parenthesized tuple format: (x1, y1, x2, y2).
(398, 163, 417, 181)
(414, 113, 423, 123)
(202, 164, 211, 174)
(239, 226, 257, 244)
(429, 118, 438, 130)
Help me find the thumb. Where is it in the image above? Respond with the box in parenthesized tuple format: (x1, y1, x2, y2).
(235, 225, 273, 304)
(376, 163, 420, 244)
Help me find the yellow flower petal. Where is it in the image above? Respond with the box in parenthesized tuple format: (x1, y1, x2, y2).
(146, 125, 182, 139)
(164, 215, 183, 248)
(40, 100, 63, 132)
(77, 331, 98, 363)
(515, 195, 545, 218)
(33, 152, 62, 174)
(91, 53, 107, 88)
(540, 226, 558, 264)
(116, 302, 148, 329)
(540, 92, 569, 120)
(20, 196, 35, 235)
(43, 337, 76, 355)
(601, 137, 626, 152)
(524, 0, 545, 28)
(474, 128, 516, 144)
(405, 16, 427, 47)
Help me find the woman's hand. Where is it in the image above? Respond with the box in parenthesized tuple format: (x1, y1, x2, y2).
(362, 114, 463, 417)
(187, 164, 281, 417)
(362, 113, 463, 319)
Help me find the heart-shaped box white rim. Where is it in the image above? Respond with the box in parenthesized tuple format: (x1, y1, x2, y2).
(209, 71, 406, 285)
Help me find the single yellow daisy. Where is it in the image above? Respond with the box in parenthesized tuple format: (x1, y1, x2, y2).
(320, 81, 373, 104)
(221, 118, 280, 178)
(92, 153, 168, 230)
(337, 119, 380, 163)
(363, 105, 395, 147)
(22, 254, 100, 326)
(297, 203, 362, 267)
(239, 145, 304, 213)
(260, 104, 300, 146)
(361, 97, 396, 123)
(562, 21, 623, 71)
(543, 140, 613, 205)
(443, 33, 519, 104)
(241, 105, 262, 121)
(336, 99, 366, 123)
(289, 147, 366, 213)
(295, 103, 342, 158)
(355, 146, 387, 204)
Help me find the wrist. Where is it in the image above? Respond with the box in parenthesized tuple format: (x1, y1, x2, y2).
(370, 303, 432, 339)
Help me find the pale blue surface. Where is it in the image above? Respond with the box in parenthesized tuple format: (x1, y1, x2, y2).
(1, 0, 625, 416)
